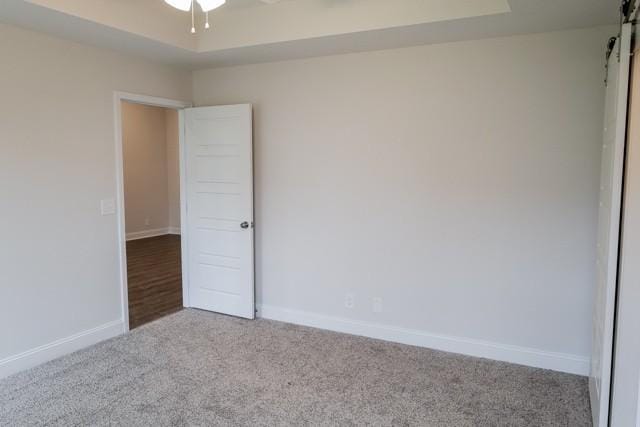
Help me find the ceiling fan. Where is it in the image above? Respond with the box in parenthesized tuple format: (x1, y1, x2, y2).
(164, 0, 224, 33)
(164, 0, 283, 34)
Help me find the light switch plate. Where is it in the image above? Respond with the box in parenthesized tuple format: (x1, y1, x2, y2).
(100, 198, 116, 216)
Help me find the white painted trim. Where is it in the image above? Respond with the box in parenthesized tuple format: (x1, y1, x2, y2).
(257, 304, 590, 376)
(114, 91, 192, 110)
(168, 226, 181, 235)
(179, 110, 191, 308)
(126, 227, 174, 241)
(0, 320, 124, 379)
(114, 91, 192, 332)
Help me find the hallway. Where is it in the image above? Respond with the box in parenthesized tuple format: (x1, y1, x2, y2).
(127, 235, 182, 329)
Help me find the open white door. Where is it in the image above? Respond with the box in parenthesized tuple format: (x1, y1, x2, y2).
(183, 104, 255, 319)
(590, 25, 632, 427)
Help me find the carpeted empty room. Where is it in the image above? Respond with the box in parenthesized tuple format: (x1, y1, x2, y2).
(3, 0, 640, 425)
(0, 310, 590, 426)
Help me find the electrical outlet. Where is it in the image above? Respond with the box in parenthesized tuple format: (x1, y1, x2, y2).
(345, 293, 355, 309)
(372, 297, 383, 313)
(144, 217, 151, 226)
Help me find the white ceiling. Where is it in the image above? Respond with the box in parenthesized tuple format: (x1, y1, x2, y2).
(0, 0, 621, 69)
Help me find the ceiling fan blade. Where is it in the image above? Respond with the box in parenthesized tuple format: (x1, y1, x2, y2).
(164, 0, 192, 12)
(197, 0, 227, 12)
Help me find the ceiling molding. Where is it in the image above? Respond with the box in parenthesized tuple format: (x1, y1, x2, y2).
(0, 0, 620, 69)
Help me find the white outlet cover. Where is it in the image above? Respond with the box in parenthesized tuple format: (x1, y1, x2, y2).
(100, 198, 116, 216)
(345, 293, 355, 309)
(373, 297, 383, 313)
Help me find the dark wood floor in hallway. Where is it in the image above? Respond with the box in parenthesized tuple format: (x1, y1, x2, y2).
(126, 234, 182, 329)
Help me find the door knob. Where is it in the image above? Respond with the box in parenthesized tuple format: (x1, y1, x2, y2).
(240, 221, 249, 229)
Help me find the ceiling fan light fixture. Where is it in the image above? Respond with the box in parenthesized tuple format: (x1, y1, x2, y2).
(165, 0, 227, 33)
(164, 0, 192, 12)
(196, 0, 226, 12)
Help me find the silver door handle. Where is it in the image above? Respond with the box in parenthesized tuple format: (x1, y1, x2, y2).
(240, 222, 249, 229)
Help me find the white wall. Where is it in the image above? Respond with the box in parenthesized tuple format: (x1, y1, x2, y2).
(0, 23, 191, 376)
(121, 102, 180, 238)
(193, 26, 612, 373)
(122, 102, 170, 237)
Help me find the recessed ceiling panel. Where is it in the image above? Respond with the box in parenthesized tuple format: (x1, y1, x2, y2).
(198, 0, 512, 51)
(0, 0, 620, 69)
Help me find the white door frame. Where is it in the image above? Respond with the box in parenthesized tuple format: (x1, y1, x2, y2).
(113, 91, 192, 333)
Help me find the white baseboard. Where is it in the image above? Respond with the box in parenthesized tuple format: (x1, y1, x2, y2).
(257, 304, 590, 376)
(0, 319, 124, 379)
(167, 226, 181, 235)
(126, 228, 171, 241)
(0, 308, 588, 380)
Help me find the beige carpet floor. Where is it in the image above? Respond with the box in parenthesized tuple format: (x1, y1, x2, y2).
(0, 309, 591, 426)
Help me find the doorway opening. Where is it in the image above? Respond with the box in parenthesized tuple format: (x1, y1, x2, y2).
(114, 92, 191, 331)
(115, 94, 255, 331)
(122, 101, 181, 328)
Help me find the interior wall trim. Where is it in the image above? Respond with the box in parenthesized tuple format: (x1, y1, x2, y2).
(167, 227, 182, 235)
(257, 304, 590, 376)
(0, 320, 124, 379)
(125, 227, 180, 241)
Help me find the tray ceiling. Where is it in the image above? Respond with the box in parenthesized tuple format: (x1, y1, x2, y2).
(0, 0, 620, 68)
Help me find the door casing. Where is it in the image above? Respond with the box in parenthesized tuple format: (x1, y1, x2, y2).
(113, 91, 192, 333)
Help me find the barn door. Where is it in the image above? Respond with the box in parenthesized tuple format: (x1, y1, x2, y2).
(590, 25, 631, 427)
